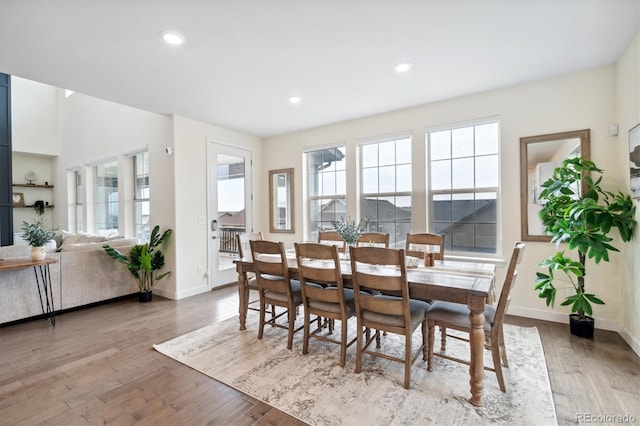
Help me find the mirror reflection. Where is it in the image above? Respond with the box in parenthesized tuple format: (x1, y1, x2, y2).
(269, 168, 294, 233)
(519, 129, 590, 242)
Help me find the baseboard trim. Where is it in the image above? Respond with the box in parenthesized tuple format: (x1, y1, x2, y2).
(507, 306, 620, 332)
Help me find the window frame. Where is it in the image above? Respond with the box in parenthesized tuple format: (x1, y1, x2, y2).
(358, 132, 413, 248)
(133, 151, 150, 242)
(93, 159, 119, 236)
(426, 116, 501, 258)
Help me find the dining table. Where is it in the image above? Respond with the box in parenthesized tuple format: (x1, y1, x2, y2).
(233, 252, 496, 407)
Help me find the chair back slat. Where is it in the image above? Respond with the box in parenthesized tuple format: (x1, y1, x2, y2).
(250, 240, 291, 293)
(405, 233, 445, 260)
(295, 242, 345, 302)
(237, 231, 263, 259)
(317, 230, 347, 252)
(357, 232, 390, 248)
(493, 242, 526, 326)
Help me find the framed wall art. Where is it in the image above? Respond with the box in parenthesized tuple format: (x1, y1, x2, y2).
(12, 192, 25, 207)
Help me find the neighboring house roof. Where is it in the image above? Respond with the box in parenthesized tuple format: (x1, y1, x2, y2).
(218, 210, 245, 227)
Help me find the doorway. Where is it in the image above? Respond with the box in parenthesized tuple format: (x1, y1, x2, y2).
(207, 142, 253, 288)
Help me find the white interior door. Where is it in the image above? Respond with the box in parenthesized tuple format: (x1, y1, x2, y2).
(207, 142, 253, 288)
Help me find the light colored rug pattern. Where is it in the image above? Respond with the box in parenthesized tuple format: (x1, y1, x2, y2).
(154, 315, 557, 425)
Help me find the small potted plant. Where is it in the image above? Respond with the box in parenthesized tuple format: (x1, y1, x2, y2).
(331, 217, 368, 246)
(20, 218, 56, 261)
(102, 225, 172, 302)
(534, 157, 636, 338)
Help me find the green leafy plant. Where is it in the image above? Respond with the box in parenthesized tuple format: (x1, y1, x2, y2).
(331, 217, 368, 245)
(534, 157, 636, 319)
(102, 225, 172, 293)
(20, 218, 56, 247)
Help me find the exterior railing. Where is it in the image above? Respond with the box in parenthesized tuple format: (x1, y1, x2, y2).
(219, 227, 245, 254)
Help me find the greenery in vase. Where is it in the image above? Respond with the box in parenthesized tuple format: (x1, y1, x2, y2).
(20, 219, 56, 247)
(102, 225, 172, 293)
(534, 157, 636, 320)
(331, 217, 368, 246)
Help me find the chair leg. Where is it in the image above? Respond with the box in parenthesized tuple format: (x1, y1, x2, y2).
(491, 342, 506, 392)
(427, 320, 435, 371)
(339, 319, 348, 368)
(499, 326, 509, 368)
(440, 326, 447, 351)
(355, 319, 363, 374)
(422, 320, 428, 361)
(375, 329, 381, 348)
(302, 309, 310, 355)
(287, 305, 296, 350)
(258, 293, 266, 340)
(403, 333, 411, 389)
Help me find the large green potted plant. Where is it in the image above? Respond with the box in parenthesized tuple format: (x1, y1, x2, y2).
(534, 157, 636, 338)
(20, 218, 56, 261)
(102, 225, 172, 302)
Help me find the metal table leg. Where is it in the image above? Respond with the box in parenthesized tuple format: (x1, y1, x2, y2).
(33, 264, 55, 326)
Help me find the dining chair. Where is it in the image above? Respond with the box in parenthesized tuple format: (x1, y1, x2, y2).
(237, 231, 266, 313)
(250, 240, 306, 349)
(356, 232, 389, 248)
(349, 246, 430, 389)
(425, 242, 526, 392)
(405, 232, 445, 260)
(294, 242, 357, 367)
(317, 230, 347, 252)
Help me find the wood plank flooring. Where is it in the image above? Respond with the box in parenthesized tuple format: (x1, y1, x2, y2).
(1, 286, 638, 425)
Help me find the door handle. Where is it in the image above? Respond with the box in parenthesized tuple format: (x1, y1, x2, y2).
(211, 219, 218, 231)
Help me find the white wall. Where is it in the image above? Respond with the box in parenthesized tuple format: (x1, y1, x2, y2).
(616, 33, 640, 354)
(171, 115, 262, 300)
(262, 65, 628, 330)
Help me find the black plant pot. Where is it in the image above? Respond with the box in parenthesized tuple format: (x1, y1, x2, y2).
(569, 314, 594, 338)
(138, 291, 152, 303)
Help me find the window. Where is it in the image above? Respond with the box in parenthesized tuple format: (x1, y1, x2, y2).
(94, 160, 118, 235)
(74, 170, 83, 232)
(360, 135, 412, 247)
(428, 119, 499, 255)
(305, 146, 346, 242)
(134, 152, 150, 242)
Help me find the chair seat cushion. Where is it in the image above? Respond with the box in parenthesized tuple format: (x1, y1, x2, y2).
(308, 288, 355, 315)
(246, 276, 258, 290)
(362, 296, 430, 330)
(426, 301, 496, 331)
(265, 280, 318, 305)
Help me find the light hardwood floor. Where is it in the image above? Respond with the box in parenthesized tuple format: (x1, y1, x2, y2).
(1, 286, 638, 425)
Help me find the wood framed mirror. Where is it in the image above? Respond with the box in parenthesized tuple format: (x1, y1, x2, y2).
(269, 168, 294, 233)
(520, 129, 590, 242)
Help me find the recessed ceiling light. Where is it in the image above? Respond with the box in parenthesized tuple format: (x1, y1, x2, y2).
(395, 62, 412, 73)
(161, 30, 185, 46)
(289, 96, 301, 104)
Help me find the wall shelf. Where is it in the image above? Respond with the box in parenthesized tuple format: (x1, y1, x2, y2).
(12, 184, 54, 189)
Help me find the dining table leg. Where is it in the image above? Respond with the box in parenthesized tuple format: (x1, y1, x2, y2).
(468, 296, 485, 407)
(237, 268, 248, 331)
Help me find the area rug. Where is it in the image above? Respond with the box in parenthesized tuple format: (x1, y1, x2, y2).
(154, 315, 557, 425)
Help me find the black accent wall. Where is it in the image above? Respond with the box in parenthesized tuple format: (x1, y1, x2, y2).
(0, 73, 13, 246)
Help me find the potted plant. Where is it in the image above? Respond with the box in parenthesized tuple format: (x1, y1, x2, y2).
(20, 218, 56, 261)
(102, 225, 172, 302)
(534, 157, 636, 338)
(331, 217, 368, 246)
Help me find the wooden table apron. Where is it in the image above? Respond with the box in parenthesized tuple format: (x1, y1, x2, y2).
(0, 257, 58, 326)
(234, 256, 495, 407)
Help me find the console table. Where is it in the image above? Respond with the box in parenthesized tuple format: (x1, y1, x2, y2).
(0, 257, 58, 326)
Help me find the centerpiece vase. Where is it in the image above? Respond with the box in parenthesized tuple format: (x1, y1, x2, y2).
(31, 246, 46, 261)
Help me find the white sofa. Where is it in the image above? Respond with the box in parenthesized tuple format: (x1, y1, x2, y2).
(0, 233, 139, 324)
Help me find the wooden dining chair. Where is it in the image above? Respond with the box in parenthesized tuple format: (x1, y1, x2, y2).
(236, 232, 263, 312)
(405, 232, 445, 260)
(425, 242, 526, 392)
(349, 246, 430, 389)
(356, 232, 389, 248)
(250, 240, 306, 349)
(317, 230, 346, 252)
(294, 242, 357, 367)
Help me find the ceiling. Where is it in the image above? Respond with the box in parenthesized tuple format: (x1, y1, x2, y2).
(0, 0, 638, 138)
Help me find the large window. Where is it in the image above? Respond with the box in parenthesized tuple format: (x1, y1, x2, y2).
(74, 170, 83, 232)
(360, 135, 412, 247)
(306, 146, 346, 242)
(134, 152, 150, 242)
(94, 160, 118, 235)
(428, 119, 499, 255)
